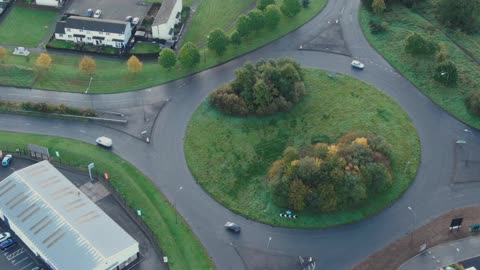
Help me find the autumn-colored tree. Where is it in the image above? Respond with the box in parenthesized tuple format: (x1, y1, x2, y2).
(288, 179, 309, 211)
(35, 53, 53, 78)
(0, 47, 6, 63)
(79, 56, 96, 76)
(127, 55, 143, 77)
(436, 42, 448, 63)
(372, 0, 386, 15)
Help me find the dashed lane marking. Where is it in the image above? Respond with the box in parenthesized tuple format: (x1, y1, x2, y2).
(19, 262, 33, 270)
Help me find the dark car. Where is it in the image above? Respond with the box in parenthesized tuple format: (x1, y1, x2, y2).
(0, 238, 16, 250)
(224, 222, 241, 233)
(85, 8, 93, 17)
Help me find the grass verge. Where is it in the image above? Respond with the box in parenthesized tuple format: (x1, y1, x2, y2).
(0, 6, 57, 47)
(0, 132, 214, 270)
(359, 3, 480, 128)
(184, 69, 420, 228)
(0, 0, 327, 93)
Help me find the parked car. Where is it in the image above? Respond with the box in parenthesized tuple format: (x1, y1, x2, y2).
(351, 60, 365, 69)
(0, 238, 16, 250)
(132, 17, 140, 25)
(93, 9, 102, 18)
(96, 136, 112, 148)
(31, 266, 43, 270)
(85, 8, 93, 17)
(2, 154, 12, 167)
(0, 232, 11, 243)
(125, 16, 133, 22)
(224, 222, 241, 233)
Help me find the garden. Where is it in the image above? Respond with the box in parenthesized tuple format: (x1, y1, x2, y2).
(184, 60, 420, 228)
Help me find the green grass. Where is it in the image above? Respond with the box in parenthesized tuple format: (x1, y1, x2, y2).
(130, 42, 161, 54)
(0, 7, 57, 47)
(184, 69, 420, 228)
(359, 3, 480, 128)
(183, 0, 256, 44)
(0, 132, 214, 270)
(0, 0, 326, 93)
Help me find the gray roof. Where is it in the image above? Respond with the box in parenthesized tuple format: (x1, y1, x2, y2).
(0, 161, 138, 270)
(65, 16, 128, 34)
(153, 0, 178, 25)
(55, 21, 66, 34)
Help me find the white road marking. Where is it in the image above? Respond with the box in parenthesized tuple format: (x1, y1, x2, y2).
(341, 7, 345, 15)
(24, 123, 31, 126)
(19, 262, 33, 270)
(14, 256, 28, 265)
(6, 248, 24, 260)
(79, 130, 86, 133)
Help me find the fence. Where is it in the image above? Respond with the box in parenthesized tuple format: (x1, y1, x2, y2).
(2, 148, 168, 269)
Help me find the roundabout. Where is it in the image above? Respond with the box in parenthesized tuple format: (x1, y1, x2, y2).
(0, 0, 479, 269)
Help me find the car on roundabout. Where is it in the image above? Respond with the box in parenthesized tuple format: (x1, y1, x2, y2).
(2, 154, 12, 167)
(224, 222, 241, 233)
(96, 136, 112, 148)
(351, 60, 365, 69)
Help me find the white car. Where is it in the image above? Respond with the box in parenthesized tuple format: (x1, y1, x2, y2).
(93, 9, 102, 18)
(96, 136, 112, 148)
(132, 17, 140, 25)
(0, 232, 11, 243)
(351, 60, 365, 69)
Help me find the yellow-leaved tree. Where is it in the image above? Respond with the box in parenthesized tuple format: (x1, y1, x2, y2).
(127, 55, 143, 77)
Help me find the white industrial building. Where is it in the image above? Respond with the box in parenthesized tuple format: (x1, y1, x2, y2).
(0, 161, 139, 270)
(54, 16, 132, 48)
(36, 0, 63, 7)
(151, 0, 182, 41)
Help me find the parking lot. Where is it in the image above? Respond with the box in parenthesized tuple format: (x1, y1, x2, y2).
(66, 0, 151, 21)
(0, 157, 164, 270)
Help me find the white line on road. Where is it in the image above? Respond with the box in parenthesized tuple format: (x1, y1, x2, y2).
(14, 256, 28, 265)
(24, 123, 31, 126)
(341, 6, 345, 15)
(19, 262, 33, 270)
(79, 130, 86, 133)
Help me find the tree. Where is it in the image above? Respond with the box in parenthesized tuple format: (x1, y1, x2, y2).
(158, 48, 177, 69)
(230, 31, 242, 45)
(79, 56, 96, 76)
(208, 28, 229, 55)
(283, 146, 299, 164)
(281, 0, 301, 17)
(433, 60, 458, 86)
(236, 15, 253, 37)
(437, 0, 480, 33)
(372, 0, 386, 15)
(0, 47, 6, 63)
(341, 173, 367, 205)
(405, 33, 437, 56)
(362, 163, 392, 193)
(127, 55, 143, 77)
(316, 184, 337, 212)
(466, 91, 480, 117)
(302, 0, 310, 8)
(296, 156, 321, 185)
(257, 0, 275, 10)
(35, 53, 53, 77)
(178, 42, 200, 68)
(436, 42, 448, 63)
(264, 4, 281, 29)
(248, 9, 265, 31)
(288, 179, 309, 211)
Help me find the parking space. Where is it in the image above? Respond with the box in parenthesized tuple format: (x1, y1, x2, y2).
(66, 0, 151, 21)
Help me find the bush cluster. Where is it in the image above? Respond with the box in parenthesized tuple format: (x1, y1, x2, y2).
(369, 20, 388, 34)
(20, 102, 96, 117)
(209, 58, 305, 116)
(267, 132, 393, 212)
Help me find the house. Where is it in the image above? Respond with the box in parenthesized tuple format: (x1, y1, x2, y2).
(151, 0, 182, 41)
(0, 161, 139, 270)
(36, 0, 64, 7)
(54, 16, 132, 48)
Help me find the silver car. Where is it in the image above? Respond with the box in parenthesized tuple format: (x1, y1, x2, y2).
(351, 60, 365, 69)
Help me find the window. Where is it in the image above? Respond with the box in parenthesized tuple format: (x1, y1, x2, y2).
(106, 33, 110, 36)
(59, 34, 64, 37)
(68, 35, 72, 38)
(86, 31, 90, 34)
(79, 29, 84, 32)
(87, 37, 91, 40)
(66, 28, 71, 32)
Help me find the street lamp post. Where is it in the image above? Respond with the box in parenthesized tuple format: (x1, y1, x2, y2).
(174, 186, 183, 224)
(440, 71, 449, 84)
(85, 75, 94, 94)
(464, 129, 473, 166)
(407, 206, 416, 245)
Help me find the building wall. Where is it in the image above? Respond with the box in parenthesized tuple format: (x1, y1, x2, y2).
(36, 0, 59, 7)
(95, 243, 139, 270)
(55, 24, 132, 48)
(152, 0, 182, 40)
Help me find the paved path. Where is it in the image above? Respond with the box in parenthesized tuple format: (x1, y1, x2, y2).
(0, 0, 479, 269)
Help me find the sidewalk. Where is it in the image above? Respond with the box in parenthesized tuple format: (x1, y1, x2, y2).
(354, 206, 480, 270)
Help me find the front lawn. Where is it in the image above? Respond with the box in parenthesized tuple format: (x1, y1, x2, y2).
(359, 3, 480, 128)
(0, 6, 57, 47)
(0, 132, 214, 270)
(130, 42, 161, 54)
(184, 69, 420, 228)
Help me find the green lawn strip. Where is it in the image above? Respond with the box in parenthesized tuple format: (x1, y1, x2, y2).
(0, 6, 57, 47)
(130, 42, 161, 54)
(0, 0, 326, 93)
(183, 0, 256, 44)
(184, 69, 420, 228)
(0, 132, 214, 270)
(359, 4, 480, 128)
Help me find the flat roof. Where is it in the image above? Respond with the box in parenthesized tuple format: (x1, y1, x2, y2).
(0, 161, 138, 270)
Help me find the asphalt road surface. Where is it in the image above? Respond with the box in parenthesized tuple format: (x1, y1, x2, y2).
(0, 0, 480, 269)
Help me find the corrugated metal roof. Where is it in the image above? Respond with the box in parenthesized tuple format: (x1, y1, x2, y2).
(0, 161, 138, 270)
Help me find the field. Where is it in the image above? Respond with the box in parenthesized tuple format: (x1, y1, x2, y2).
(0, 132, 214, 270)
(359, 3, 480, 128)
(0, 7, 57, 47)
(184, 69, 420, 228)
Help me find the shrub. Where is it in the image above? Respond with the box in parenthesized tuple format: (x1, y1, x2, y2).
(369, 20, 387, 34)
(433, 60, 458, 86)
(230, 31, 242, 46)
(405, 33, 437, 56)
(281, 0, 301, 17)
(466, 91, 480, 117)
(264, 4, 281, 29)
(288, 179, 309, 211)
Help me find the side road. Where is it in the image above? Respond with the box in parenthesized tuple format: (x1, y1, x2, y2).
(355, 206, 480, 270)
